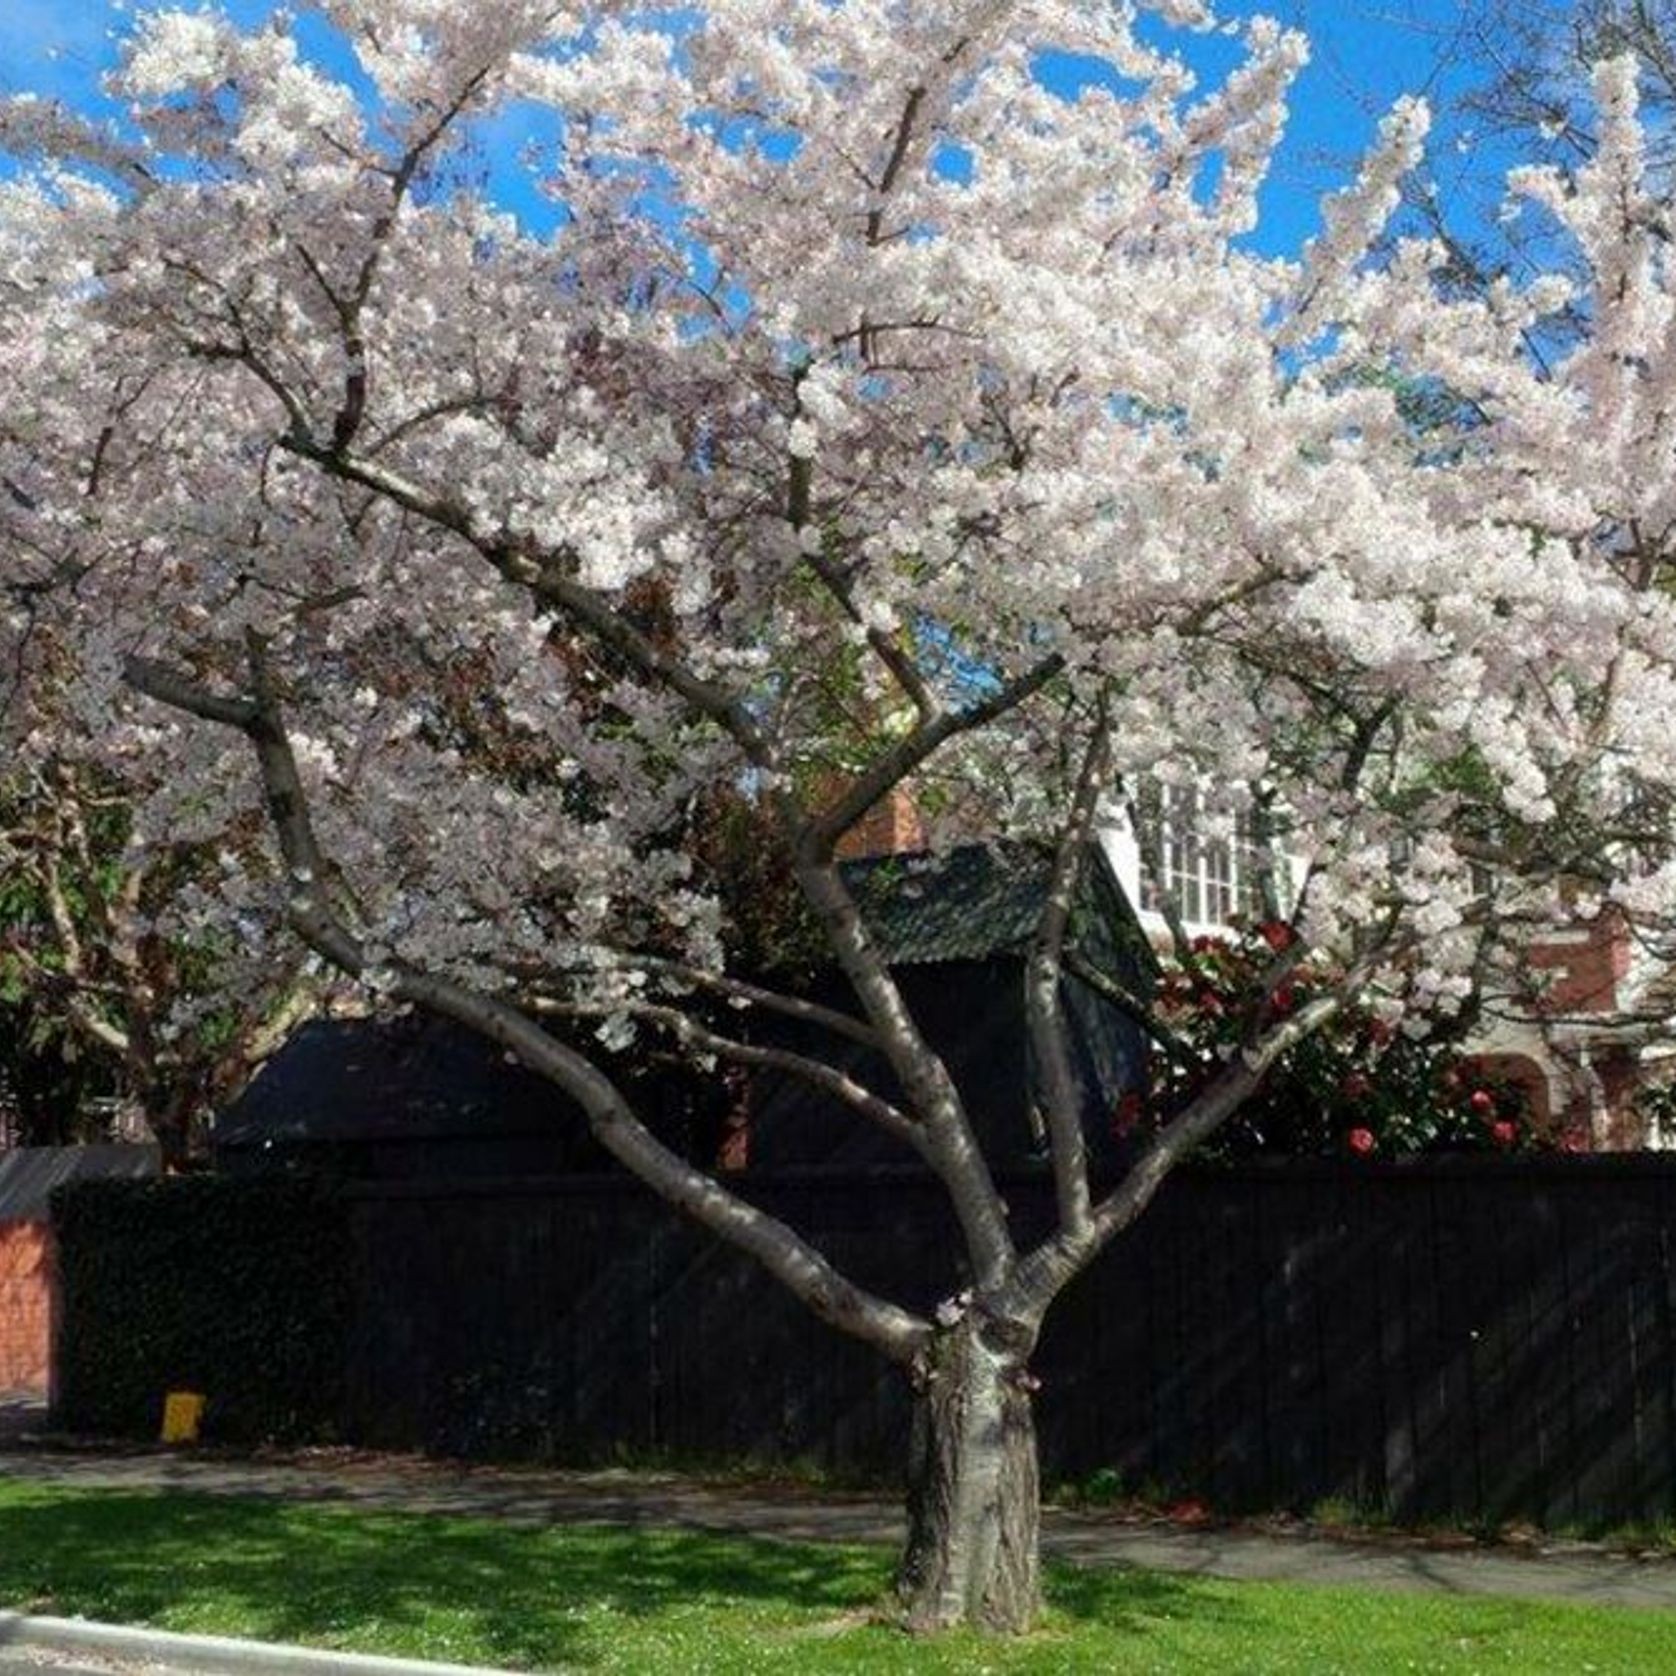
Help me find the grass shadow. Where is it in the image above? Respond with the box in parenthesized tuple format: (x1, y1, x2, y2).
(0, 1483, 891, 1668)
(0, 1483, 1275, 1672)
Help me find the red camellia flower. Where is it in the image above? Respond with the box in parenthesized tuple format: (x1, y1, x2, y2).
(1271, 982, 1297, 1014)
(1491, 1120, 1517, 1148)
(1340, 1071, 1372, 1100)
(1258, 920, 1294, 952)
(1347, 1127, 1376, 1155)
(1468, 1088, 1495, 1116)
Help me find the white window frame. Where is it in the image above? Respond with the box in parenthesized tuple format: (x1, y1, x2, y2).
(1107, 780, 1287, 935)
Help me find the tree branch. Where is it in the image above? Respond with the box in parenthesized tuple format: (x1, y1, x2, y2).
(788, 846, 1017, 1289)
(533, 995, 922, 1151)
(788, 436, 937, 724)
(1002, 940, 1408, 1320)
(1024, 699, 1112, 1241)
(313, 60, 498, 452)
(1063, 949, 1195, 1069)
(802, 653, 1065, 860)
(592, 954, 882, 1049)
(278, 440, 775, 764)
(122, 645, 931, 1366)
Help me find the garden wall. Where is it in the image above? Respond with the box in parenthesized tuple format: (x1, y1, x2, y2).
(0, 1221, 51, 1395)
(52, 1157, 1676, 1528)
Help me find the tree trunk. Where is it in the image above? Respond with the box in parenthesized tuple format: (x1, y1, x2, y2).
(136, 1084, 204, 1174)
(897, 1309, 1041, 1634)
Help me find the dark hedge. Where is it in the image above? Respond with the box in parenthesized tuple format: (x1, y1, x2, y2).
(50, 1176, 351, 1443)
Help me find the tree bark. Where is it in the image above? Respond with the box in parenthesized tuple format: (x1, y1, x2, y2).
(898, 1308, 1042, 1634)
(147, 1113, 197, 1174)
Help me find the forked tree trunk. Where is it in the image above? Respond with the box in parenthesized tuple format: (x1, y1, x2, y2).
(897, 1309, 1042, 1634)
(135, 1084, 203, 1175)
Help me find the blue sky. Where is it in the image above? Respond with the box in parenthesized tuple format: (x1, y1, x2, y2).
(0, 0, 1490, 259)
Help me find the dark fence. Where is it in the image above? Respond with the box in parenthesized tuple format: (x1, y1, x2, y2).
(53, 1157, 1676, 1527)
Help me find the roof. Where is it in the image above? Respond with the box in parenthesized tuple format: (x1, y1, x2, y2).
(0, 1145, 160, 1224)
(215, 1013, 576, 1148)
(218, 841, 1154, 1151)
(840, 840, 1155, 982)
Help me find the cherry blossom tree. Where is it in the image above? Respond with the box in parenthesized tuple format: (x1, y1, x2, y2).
(5, 0, 1676, 1633)
(1449, 1, 1676, 186)
(1360, 2, 1676, 352)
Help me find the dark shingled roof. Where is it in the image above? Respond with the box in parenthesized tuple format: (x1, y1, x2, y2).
(217, 841, 1155, 1156)
(215, 1013, 576, 1147)
(0, 1145, 160, 1224)
(841, 840, 1154, 981)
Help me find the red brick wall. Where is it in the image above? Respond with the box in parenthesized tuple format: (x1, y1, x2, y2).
(0, 1221, 52, 1396)
(1524, 912, 1632, 1015)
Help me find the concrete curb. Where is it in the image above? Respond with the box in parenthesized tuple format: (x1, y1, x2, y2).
(0, 1614, 510, 1676)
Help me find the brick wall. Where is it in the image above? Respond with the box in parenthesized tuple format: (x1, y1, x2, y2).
(0, 1220, 52, 1395)
(1525, 911, 1632, 1015)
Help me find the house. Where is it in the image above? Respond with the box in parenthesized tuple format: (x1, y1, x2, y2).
(0, 1144, 158, 1397)
(1462, 908, 1676, 1148)
(1100, 788, 1674, 1149)
(742, 840, 1155, 1170)
(216, 839, 1156, 1179)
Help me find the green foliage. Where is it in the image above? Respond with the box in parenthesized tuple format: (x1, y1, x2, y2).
(1133, 923, 1557, 1161)
(0, 766, 311, 1155)
(51, 1177, 351, 1444)
(689, 787, 825, 979)
(0, 991, 115, 1146)
(1073, 1466, 1126, 1507)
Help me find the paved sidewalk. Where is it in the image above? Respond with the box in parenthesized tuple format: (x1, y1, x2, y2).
(5, 1440, 1676, 1612)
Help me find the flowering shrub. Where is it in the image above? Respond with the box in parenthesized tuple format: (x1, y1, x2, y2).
(1127, 923, 1544, 1160)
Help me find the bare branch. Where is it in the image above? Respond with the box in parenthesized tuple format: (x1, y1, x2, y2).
(789, 847, 1017, 1289)
(591, 954, 881, 1049)
(121, 659, 258, 732)
(1064, 949, 1196, 1069)
(788, 433, 936, 724)
(303, 59, 498, 452)
(1003, 938, 1411, 1320)
(533, 994, 922, 1150)
(122, 644, 932, 1366)
(3, 940, 132, 1057)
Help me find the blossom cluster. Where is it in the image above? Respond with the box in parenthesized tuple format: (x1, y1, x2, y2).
(0, 2, 1673, 1072)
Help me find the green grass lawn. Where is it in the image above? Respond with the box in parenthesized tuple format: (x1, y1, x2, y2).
(0, 1478, 1671, 1674)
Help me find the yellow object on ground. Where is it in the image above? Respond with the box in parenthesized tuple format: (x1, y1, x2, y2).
(160, 1391, 205, 1444)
